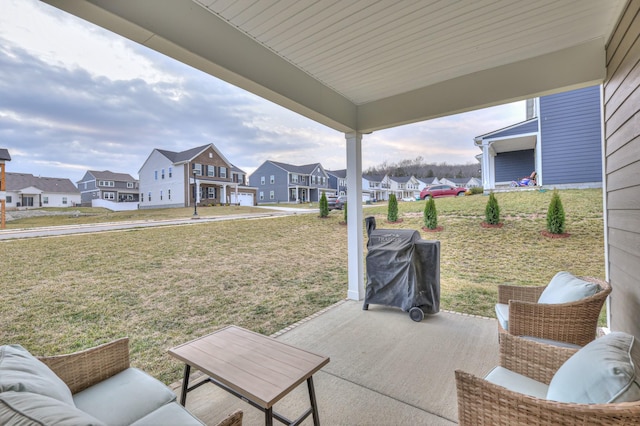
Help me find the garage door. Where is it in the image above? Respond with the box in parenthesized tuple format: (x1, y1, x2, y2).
(231, 193, 254, 206)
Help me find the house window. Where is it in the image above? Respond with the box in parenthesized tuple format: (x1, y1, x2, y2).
(220, 167, 227, 178)
(127, 182, 134, 188)
(208, 187, 215, 198)
(261, 176, 265, 185)
(62, 197, 67, 205)
(104, 192, 115, 200)
(161, 169, 165, 179)
(168, 189, 171, 200)
(154, 171, 158, 180)
(140, 193, 144, 202)
(43, 196, 49, 204)
(270, 191, 274, 199)
(270, 175, 275, 184)
(148, 192, 152, 202)
(99, 180, 114, 187)
(292, 174, 298, 183)
(160, 190, 163, 201)
(168, 167, 172, 178)
(6, 195, 11, 203)
(207, 165, 215, 177)
(193, 163, 202, 175)
(259, 191, 264, 200)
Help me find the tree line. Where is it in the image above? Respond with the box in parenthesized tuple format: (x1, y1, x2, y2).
(364, 156, 480, 179)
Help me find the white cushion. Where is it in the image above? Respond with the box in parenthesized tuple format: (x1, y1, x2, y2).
(0, 391, 105, 426)
(495, 303, 509, 330)
(130, 402, 205, 426)
(547, 332, 640, 403)
(0, 345, 74, 406)
(537, 271, 600, 304)
(73, 368, 176, 425)
(484, 366, 548, 399)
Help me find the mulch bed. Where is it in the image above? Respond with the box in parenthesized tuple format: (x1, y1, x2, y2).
(422, 226, 443, 232)
(481, 222, 503, 228)
(387, 218, 404, 224)
(540, 230, 571, 238)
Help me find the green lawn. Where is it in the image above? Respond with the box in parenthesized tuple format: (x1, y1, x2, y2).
(0, 188, 605, 384)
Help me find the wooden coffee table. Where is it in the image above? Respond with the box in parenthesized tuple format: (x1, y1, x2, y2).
(169, 326, 330, 426)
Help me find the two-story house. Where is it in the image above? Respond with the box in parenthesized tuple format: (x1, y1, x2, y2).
(77, 170, 139, 207)
(4, 173, 80, 209)
(475, 85, 602, 191)
(138, 143, 256, 209)
(249, 161, 330, 204)
(389, 175, 421, 200)
(362, 174, 390, 202)
(326, 169, 347, 196)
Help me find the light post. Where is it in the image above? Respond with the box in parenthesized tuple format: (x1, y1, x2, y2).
(192, 170, 198, 217)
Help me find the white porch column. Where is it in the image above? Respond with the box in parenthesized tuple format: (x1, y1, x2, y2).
(481, 141, 495, 192)
(346, 132, 364, 301)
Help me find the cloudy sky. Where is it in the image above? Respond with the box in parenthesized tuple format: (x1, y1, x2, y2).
(0, 0, 526, 184)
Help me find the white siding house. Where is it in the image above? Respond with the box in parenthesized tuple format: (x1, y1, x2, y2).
(4, 173, 80, 208)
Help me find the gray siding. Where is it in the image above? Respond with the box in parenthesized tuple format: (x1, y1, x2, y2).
(604, 0, 640, 340)
(540, 85, 603, 185)
(250, 162, 289, 203)
(495, 149, 535, 182)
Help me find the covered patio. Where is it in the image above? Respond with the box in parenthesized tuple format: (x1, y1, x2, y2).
(38, 0, 640, 423)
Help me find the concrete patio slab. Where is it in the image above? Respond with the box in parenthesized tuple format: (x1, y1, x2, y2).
(171, 300, 499, 425)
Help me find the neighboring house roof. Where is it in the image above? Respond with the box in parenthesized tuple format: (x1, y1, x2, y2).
(6, 173, 79, 193)
(327, 169, 347, 178)
(474, 118, 538, 144)
(154, 143, 235, 169)
(362, 174, 386, 182)
(0, 148, 11, 161)
(443, 178, 471, 186)
(268, 160, 324, 175)
(85, 170, 137, 182)
(389, 175, 413, 183)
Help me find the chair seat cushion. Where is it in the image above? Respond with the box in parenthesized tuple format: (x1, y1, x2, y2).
(537, 271, 600, 304)
(0, 345, 74, 406)
(547, 332, 640, 403)
(130, 402, 205, 426)
(73, 368, 177, 425)
(0, 391, 105, 426)
(495, 303, 509, 331)
(484, 366, 548, 399)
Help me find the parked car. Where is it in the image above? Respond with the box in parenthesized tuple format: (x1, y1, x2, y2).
(419, 184, 467, 200)
(328, 195, 347, 210)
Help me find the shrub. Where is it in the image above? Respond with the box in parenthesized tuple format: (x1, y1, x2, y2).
(423, 197, 438, 229)
(387, 194, 398, 222)
(319, 192, 329, 218)
(547, 189, 566, 234)
(343, 201, 348, 223)
(468, 187, 483, 195)
(485, 192, 500, 225)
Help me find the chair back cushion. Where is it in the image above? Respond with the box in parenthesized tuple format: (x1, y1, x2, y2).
(537, 271, 600, 304)
(547, 332, 640, 403)
(0, 391, 105, 426)
(0, 345, 74, 406)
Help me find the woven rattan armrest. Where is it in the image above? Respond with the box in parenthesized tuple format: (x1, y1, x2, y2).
(38, 338, 130, 394)
(499, 333, 578, 384)
(455, 369, 640, 425)
(498, 284, 545, 304)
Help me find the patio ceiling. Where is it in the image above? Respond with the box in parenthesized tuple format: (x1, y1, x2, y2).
(43, 0, 626, 134)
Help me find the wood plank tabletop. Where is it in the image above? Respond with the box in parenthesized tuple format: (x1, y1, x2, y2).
(169, 326, 330, 408)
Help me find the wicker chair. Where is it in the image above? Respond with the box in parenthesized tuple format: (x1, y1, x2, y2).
(38, 338, 242, 426)
(456, 333, 640, 425)
(497, 276, 611, 347)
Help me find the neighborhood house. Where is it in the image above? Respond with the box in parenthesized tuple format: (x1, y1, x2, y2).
(3, 173, 80, 209)
(77, 170, 139, 207)
(250, 160, 330, 204)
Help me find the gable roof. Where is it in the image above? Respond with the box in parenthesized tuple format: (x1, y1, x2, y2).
(87, 170, 137, 182)
(362, 174, 386, 182)
(268, 160, 324, 175)
(6, 173, 79, 193)
(0, 148, 11, 161)
(389, 175, 414, 183)
(156, 143, 232, 167)
(327, 169, 347, 179)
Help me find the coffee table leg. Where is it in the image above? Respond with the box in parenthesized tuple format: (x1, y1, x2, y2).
(180, 364, 191, 406)
(307, 376, 320, 425)
(265, 407, 273, 426)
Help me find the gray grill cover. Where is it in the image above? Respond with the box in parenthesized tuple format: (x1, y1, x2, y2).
(364, 218, 440, 313)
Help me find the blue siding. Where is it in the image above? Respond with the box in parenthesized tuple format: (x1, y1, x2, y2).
(495, 150, 535, 182)
(540, 85, 602, 185)
(249, 162, 289, 202)
(488, 120, 538, 139)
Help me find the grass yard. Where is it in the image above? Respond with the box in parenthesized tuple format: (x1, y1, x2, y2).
(0, 188, 605, 384)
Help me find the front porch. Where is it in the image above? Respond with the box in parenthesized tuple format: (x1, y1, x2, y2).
(170, 300, 498, 425)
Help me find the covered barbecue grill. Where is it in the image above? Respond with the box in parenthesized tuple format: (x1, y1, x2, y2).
(363, 217, 440, 321)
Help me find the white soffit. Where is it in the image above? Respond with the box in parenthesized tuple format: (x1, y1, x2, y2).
(43, 0, 627, 133)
